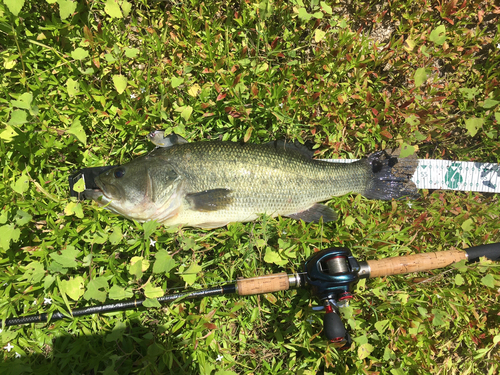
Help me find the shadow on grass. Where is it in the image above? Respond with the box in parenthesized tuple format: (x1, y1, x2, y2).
(0, 316, 200, 375)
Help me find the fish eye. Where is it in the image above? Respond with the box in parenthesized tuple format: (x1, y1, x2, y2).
(114, 168, 125, 178)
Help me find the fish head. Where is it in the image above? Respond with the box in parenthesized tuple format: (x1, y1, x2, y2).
(87, 157, 183, 222)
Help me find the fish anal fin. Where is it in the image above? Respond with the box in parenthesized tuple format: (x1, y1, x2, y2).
(286, 204, 338, 223)
(185, 188, 233, 212)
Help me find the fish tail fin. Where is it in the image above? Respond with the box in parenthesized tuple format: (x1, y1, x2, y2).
(362, 149, 419, 200)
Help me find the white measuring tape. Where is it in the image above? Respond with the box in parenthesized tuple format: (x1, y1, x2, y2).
(325, 159, 500, 193)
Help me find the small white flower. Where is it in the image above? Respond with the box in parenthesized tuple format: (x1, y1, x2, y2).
(4, 343, 14, 352)
(15, 352, 21, 358)
(407, 201, 413, 208)
(0, 328, 2, 333)
(130, 93, 137, 99)
(32, 300, 37, 305)
(44, 298, 52, 305)
(140, 87, 146, 93)
(3, 283, 7, 286)
(497, 43, 500, 49)
(216, 354, 223, 362)
(279, 103, 284, 108)
(150, 238, 157, 247)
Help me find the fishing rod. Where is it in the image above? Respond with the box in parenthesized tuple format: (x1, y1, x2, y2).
(4, 243, 500, 349)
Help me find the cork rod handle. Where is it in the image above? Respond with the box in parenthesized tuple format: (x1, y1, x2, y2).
(366, 249, 467, 278)
(236, 273, 290, 296)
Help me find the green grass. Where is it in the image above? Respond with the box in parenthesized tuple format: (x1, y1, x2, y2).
(1, 0, 500, 374)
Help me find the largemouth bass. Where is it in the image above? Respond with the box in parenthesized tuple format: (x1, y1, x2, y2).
(83, 136, 418, 228)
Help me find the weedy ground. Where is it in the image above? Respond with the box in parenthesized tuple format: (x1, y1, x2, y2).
(0, 0, 499, 374)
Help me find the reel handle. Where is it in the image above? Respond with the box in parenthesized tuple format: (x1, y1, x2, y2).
(323, 301, 351, 349)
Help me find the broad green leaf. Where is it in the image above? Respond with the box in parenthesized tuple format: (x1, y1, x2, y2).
(144, 282, 164, 298)
(344, 215, 356, 226)
(461, 218, 474, 232)
(314, 29, 326, 42)
(0, 224, 20, 250)
(109, 226, 122, 245)
(143, 298, 161, 308)
(15, 210, 32, 226)
(414, 130, 427, 141)
(374, 319, 390, 334)
(459, 87, 480, 100)
(171, 76, 184, 88)
(358, 343, 374, 360)
(105, 321, 126, 341)
(414, 68, 428, 87)
(120, 0, 132, 17)
(72, 177, 85, 193)
(405, 114, 419, 126)
(64, 201, 84, 218)
(11, 93, 33, 109)
(390, 369, 405, 375)
(66, 118, 87, 145)
(50, 246, 80, 268)
(83, 277, 108, 302)
(264, 247, 287, 266)
(26, 262, 45, 283)
(58, 0, 77, 20)
(112, 74, 127, 94)
(320, 1, 332, 14)
(125, 47, 139, 58)
(8, 109, 28, 125)
(104, 0, 123, 18)
(454, 274, 464, 285)
(404, 37, 416, 52)
(3, 54, 17, 69)
(108, 285, 133, 300)
(480, 274, 496, 288)
(104, 53, 116, 63)
(4, 0, 25, 16)
(482, 98, 499, 109)
(0, 210, 8, 224)
(130, 256, 149, 279)
(12, 173, 30, 194)
(429, 25, 446, 45)
(153, 250, 177, 275)
(431, 309, 447, 327)
(44, 274, 56, 290)
(0, 125, 17, 142)
(143, 220, 159, 239)
(297, 8, 312, 21)
(60, 276, 85, 301)
(188, 84, 201, 97)
(66, 77, 80, 97)
(180, 263, 202, 285)
(71, 47, 88, 60)
(399, 143, 415, 158)
(464, 117, 484, 137)
(180, 106, 193, 121)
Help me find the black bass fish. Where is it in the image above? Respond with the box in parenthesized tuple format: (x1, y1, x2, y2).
(82, 135, 418, 228)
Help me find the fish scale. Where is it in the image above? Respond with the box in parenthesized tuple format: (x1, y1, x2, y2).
(87, 138, 418, 228)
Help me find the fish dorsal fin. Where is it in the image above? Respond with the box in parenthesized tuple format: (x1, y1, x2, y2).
(148, 131, 188, 148)
(265, 139, 315, 158)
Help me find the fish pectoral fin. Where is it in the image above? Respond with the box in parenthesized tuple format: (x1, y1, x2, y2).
(185, 188, 233, 212)
(286, 204, 338, 223)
